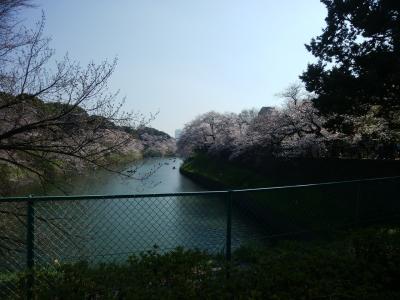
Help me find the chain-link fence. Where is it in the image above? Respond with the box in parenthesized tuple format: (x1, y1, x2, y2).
(1, 176, 399, 299)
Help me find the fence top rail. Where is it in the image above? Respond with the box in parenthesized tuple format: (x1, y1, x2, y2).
(1, 175, 399, 203)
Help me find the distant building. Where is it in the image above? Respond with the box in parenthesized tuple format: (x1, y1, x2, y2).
(258, 106, 275, 117)
(175, 129, 182, 139)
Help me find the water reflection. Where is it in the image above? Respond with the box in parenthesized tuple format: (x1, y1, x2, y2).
(31, 158, 266, 263)
(48, 157, 207, 195)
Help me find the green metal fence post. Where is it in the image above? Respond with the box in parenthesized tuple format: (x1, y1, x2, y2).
(226, 191, 232, 261)
(26, 196, 35, 300)
(355, 182, 360, 226)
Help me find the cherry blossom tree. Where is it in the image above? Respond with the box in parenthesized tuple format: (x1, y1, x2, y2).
(0, 4, 153, 190)
(177, 84, 332, 160)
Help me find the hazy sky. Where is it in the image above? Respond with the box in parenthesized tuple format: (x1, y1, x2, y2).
(23, 1, 326, 136)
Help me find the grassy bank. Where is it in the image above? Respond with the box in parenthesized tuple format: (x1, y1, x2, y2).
(180, 153, 400, 188)
(180, 153, 274, 189)
(180, 154, 400, 234)
(2, 227, 400, 299)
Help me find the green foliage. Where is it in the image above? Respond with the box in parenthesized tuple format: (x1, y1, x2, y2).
(231, 228, 400, 299)
(2, 247, 225, 299)
(301, 0, 400, 124)
(2, 229, 400, 299)
(13, 94, 88, 119)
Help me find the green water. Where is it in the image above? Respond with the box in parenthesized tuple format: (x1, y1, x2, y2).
(24, 157, 206, 196)
(25, 157, 266, 263)
(6, 158, 399, 265)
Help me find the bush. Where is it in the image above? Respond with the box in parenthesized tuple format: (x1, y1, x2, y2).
(2, 228, 400, 299)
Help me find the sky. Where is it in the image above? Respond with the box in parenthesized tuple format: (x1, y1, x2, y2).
(23, 0, 327, 136)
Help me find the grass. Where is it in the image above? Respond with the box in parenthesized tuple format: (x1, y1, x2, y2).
(180, 153, 274, 189)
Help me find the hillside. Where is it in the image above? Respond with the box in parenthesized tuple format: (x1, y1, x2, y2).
(0, 95, 176, 195)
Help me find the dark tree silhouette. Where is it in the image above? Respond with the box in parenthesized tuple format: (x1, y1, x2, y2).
(300, 0, 400, 132)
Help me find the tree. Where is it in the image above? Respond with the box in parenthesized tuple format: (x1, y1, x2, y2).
(177, 111, 236, 158)
(177, 89, 331, 161)
(0, 0, 33, 61)
(236, 109, 258, 136)
(277, 82, 307, 106)
(0, 2, 149, 192)
(300, 0, 400, 128)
